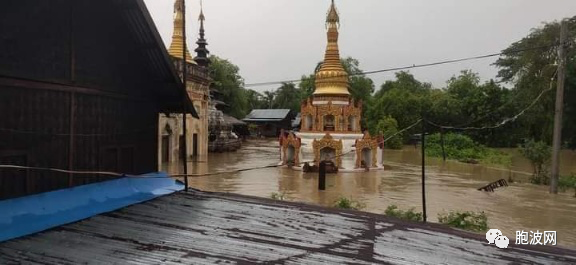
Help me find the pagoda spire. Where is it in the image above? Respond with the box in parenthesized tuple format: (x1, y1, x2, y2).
(194, 0, 210, 67)
(168, 0, 194, 63)
(313, 0, 349, 96)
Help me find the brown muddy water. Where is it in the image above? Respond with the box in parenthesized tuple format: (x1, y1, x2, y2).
(164, 139, 576, 249)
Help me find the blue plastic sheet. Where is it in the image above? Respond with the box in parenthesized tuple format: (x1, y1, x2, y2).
(0, 172, 184, 242)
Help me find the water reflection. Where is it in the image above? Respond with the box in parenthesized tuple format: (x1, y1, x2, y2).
(166, 139, 576, 249)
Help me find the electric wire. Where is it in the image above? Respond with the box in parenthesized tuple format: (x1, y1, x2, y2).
(0, 43, 565, 178)
(426, 70, 558, 130)
(244, 43, 559, 88)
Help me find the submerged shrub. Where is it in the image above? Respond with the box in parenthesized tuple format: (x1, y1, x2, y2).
(425, 133, 510, 165)
(559, 174, 576, 197)
(270, 191, 287, 201)
(437, 210, 488, 232)
(519, 139, 551, 185)
(333, 197, 365, 210)
(384, 205, 423, 222)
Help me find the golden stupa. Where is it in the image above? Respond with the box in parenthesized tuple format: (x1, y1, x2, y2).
(281, 0, 383, 171)
(313, 0, 349, 96)
(168, 0, 195, 63)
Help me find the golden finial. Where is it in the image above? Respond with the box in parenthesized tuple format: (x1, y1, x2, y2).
(314, 0, 349, 96)
(168, 0, 195, 63)
(326, 0, 340, 28)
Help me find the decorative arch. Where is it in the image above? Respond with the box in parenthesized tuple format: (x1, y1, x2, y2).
(313, 133, 343, 167)
(300, 98, 316, 132)
(355, 131, 378, 168)
(317, 101, 342, 131)
(343, 99, 362, 132)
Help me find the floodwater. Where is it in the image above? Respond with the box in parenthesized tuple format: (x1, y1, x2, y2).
(164, 139, 576, 249)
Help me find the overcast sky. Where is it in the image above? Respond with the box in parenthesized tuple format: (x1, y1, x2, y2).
(143, 0, 576, 92)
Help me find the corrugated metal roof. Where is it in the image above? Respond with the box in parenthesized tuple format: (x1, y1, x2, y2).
(243, 109, 292, 121)
(223, 114, 246, 126)
(1, 191, 575, 264)
(123, 0, 198, 117)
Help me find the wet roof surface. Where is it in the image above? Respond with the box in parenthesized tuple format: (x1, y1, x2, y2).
(243, 109, 292, 121)
(1, 190, 575, 264)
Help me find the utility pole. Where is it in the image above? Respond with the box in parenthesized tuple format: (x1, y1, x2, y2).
(182, 0, 189, 191)
(550, 20, 568, 194)
(421, 118, 427, 223)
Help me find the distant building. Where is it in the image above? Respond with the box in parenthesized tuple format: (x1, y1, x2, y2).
(0, 0, 197, 199)
(159, 0, 211, 165)
(243, 109, 296, 137)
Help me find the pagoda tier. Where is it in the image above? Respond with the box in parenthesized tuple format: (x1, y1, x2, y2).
(300, 98, 362, 133)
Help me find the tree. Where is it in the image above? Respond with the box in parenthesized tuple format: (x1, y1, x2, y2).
(494, 17, 576, 147)
(208, 55, 248, 118)
(299, 74, 315, 100)
(520, 139, 552, 185)
(245, 89, 267, 110)
(341, 57, 375, 104)
(365, 71, 431, 141)
(374, 116, 403, 149)
(273, 83, 301, 112)
(263, 91, 276, 109)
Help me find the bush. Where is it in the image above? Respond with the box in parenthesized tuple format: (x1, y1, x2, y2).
(425, 133, 510, 165)
(519, 139, 551, 185)
(270, 191, 287, 201)
(559, 175, 576, 197)
(333, 197, 365, 210)
(384, 205, 423, 222)
(437, 210, 488, 232)
(375, 116, 403, 150)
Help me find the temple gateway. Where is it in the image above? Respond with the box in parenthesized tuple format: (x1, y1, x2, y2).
(280, 0, 384, 171)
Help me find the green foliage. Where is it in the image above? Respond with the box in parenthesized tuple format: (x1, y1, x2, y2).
(374, 116, 403, 149)
(245, 89, 267, 110)
(425, 133, 511, 165)
(270, 191, 288, 201)
(272, 83, 301, 113)
(208, 55, 248, 118)
(333, 197, 365, 210)
(298, 74, 315, 100)
(437, 211, 488, 232)
(365, 71, 431, 142)
(495, 16, 576, 147)
(558, 175, 576, 197)
(341, 57, 375, 105)
(384, 205, 423, 222)
(519, 139, 551, 184)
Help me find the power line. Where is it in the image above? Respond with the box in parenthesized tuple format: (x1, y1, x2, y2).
(426, 70, 558, 131)
(244, 43, 559, 88)
(0, 119, 424, 179)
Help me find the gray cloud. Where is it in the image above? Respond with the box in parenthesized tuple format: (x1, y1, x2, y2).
(144, 0, 576, 92)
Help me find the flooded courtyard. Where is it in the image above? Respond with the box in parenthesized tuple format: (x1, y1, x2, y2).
(165, 139, 576, 249)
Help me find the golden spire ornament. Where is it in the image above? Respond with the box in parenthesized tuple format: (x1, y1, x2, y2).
(313, 0, 350, 96)
(168, 0, 194, 63)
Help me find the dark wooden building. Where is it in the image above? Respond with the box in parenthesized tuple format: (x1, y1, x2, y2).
(0, 0, 197, 199)
(243, 109, 296, 137)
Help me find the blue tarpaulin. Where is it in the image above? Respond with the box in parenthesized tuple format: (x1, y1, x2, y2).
(0, 172, 184, 242)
